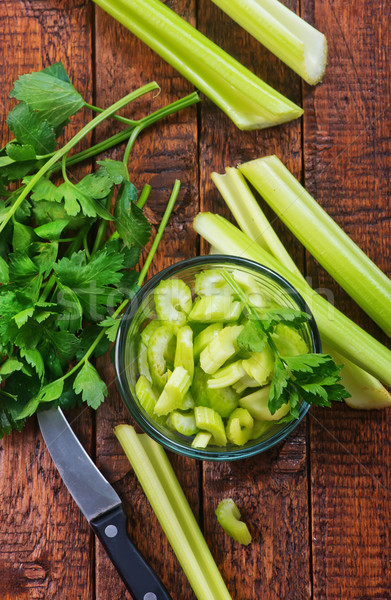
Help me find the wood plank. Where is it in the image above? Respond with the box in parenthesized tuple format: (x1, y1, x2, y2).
(93, 2, 200, 598)
(302, 0, 391, 597)
(0, 1, 95, 598)
(197, 2, 311, 598)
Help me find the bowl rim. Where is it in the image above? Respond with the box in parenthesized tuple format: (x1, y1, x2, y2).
(115, 255, 321, 461)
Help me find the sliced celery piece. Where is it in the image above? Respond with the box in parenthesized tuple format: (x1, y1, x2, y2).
(194, 322, 223, 361)
(191, 367, 239, 418)
(271, 323, 308, 356)
(239, 156, 391, 336)
(137, 341, 152, 382)
(226, 408, 254, 446)
(232, 269, 272, 308)
(215, 498, 252, 545)
(194, 269, 233, 297)
(189, 295, 242, 322)
(232, 373, 261, 394)
(200, 324, 244, 374)
(242, 345, 275, 385)
(154, 366, 192, 416)
(115, 426, 233, 600)
(193, 213, 391, 387)
(94, 0, 303, 131)
(147, 324, 176, 390)
(135, 375, 157, 416)
(174, 325, 194, 380)
(171, 410, 199, 436)
(239, 385, 290, 420)
(191, 431, 213, 449)
(154, 278, 192, 326)
(182, 391, 195, 410)
(210, 0, 327, 85)
(208, 360, 246, 389)
(141, 319, 163, 345)
(194, 406, 227, 446)
(249, 419, 272, 440)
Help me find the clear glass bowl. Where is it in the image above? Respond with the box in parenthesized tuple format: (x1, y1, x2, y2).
(115, 255, 321, 461)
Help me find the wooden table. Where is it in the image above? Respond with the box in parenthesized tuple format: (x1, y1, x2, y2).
(1, 1, 390, 599)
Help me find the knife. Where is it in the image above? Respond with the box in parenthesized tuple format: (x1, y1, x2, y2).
(38, 406, 172, 600)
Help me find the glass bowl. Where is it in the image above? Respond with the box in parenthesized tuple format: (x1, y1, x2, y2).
(115, 255, 321, 461)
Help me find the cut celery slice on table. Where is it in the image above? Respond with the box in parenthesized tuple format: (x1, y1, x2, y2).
(215, 498, 252, 545)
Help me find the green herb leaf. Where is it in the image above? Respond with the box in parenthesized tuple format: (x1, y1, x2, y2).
(10, 70, 85, 128)
(97, 159, 129, 184)
(0, 257, 9, 284)
(259, 307, 310, 332)
(6, 143, 36, 161)
(12, 222, 35, 252)
(114, 181, 151, 247)
(34, 219, 69, 240)
(98, 316, 121, 342)
(237, 319, 267, 353)
(0, 358, 24, 377)
(55, 285, 83, 333)
(73, 361, 107, 409)
(19, 348, 45, 380)
(7, 103, 56, 155)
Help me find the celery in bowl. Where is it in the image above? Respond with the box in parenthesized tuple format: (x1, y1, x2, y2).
(115, 256, 321, 461)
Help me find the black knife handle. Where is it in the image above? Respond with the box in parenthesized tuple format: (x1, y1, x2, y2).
(91, 505, 172, 600)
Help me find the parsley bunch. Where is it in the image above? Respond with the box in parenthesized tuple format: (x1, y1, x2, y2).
(0, 63, 199, 437)
(223, 271, 350, 421)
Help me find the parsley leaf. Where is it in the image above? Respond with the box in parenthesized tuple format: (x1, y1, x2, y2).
(258, 307, 310, 332)
(10, 68, 85, 128)
(97, 159, 128, 184)
(237, 319, 267, 353)
(73, 361, 107, 409)
(114, 182, 151, 247)
(7, 103, 56, 155)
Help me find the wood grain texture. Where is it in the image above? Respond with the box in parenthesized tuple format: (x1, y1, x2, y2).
(197, 1, 311, 598)
(302, 1, 391, 598)
(0, 1, 95, 599)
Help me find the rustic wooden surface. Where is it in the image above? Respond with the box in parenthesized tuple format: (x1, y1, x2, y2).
(0, 1, 390, 599)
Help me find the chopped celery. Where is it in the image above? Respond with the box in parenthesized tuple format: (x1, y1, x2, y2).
(249, 419, 272, 440)
(215, 498, 252, 545)
(208, 360, 246, 389)
(194, 322, 224, 360)
(137, 341, 152, 382)
(182, 391, 195, 410)
(242, 345, 275, 385)
(170, 410, 199, 436)
(194, 269, 233, 297)
(200, 325, 244, 374)
(189, 295, 242, 322)
(141, 319, 163, 345)
(191, 367, 239, 418)
(174, 325, 194, 380)
(239, 385, 290, 421)
(193, 212, 391, 387)
(210, 0, 327, 85)
(194, 406, 227, 446)
(154, 366, 192, 416)
(233, 373, 261, 394)
(272, 323, 309, 356)
(232, 269, 272, 308)
(239, 156, 391, 337)
(226, 408, 254, 446)
(115, 426, 233, 599)
(147, 324, 176, 390)
(154, 278, 192, 326)
(93, 0, 303, 131)
(135, 375, 158, 417)
(191, 431, 213, 449)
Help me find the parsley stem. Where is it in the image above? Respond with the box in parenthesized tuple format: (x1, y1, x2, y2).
(122, 125, 142, 172)
(0, 81, 160, 234)
(138, 179, 181, 287)
(90, 189, 114, 257)
(84, 102, 137, 126)
(137, 184, 152, 209)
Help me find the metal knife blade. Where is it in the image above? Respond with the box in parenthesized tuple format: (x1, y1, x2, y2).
(38, 406, 120, 522)
(38, 406, 172, 600)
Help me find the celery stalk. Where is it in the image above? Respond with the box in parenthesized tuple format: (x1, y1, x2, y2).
(210, 0, 327, 85)
(115, 425, 232, 600)
(210, 167, 391, 408)
(93, 0, 303, 130)
(194, 212, 391, 387)
(239, 156, 391, 336)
